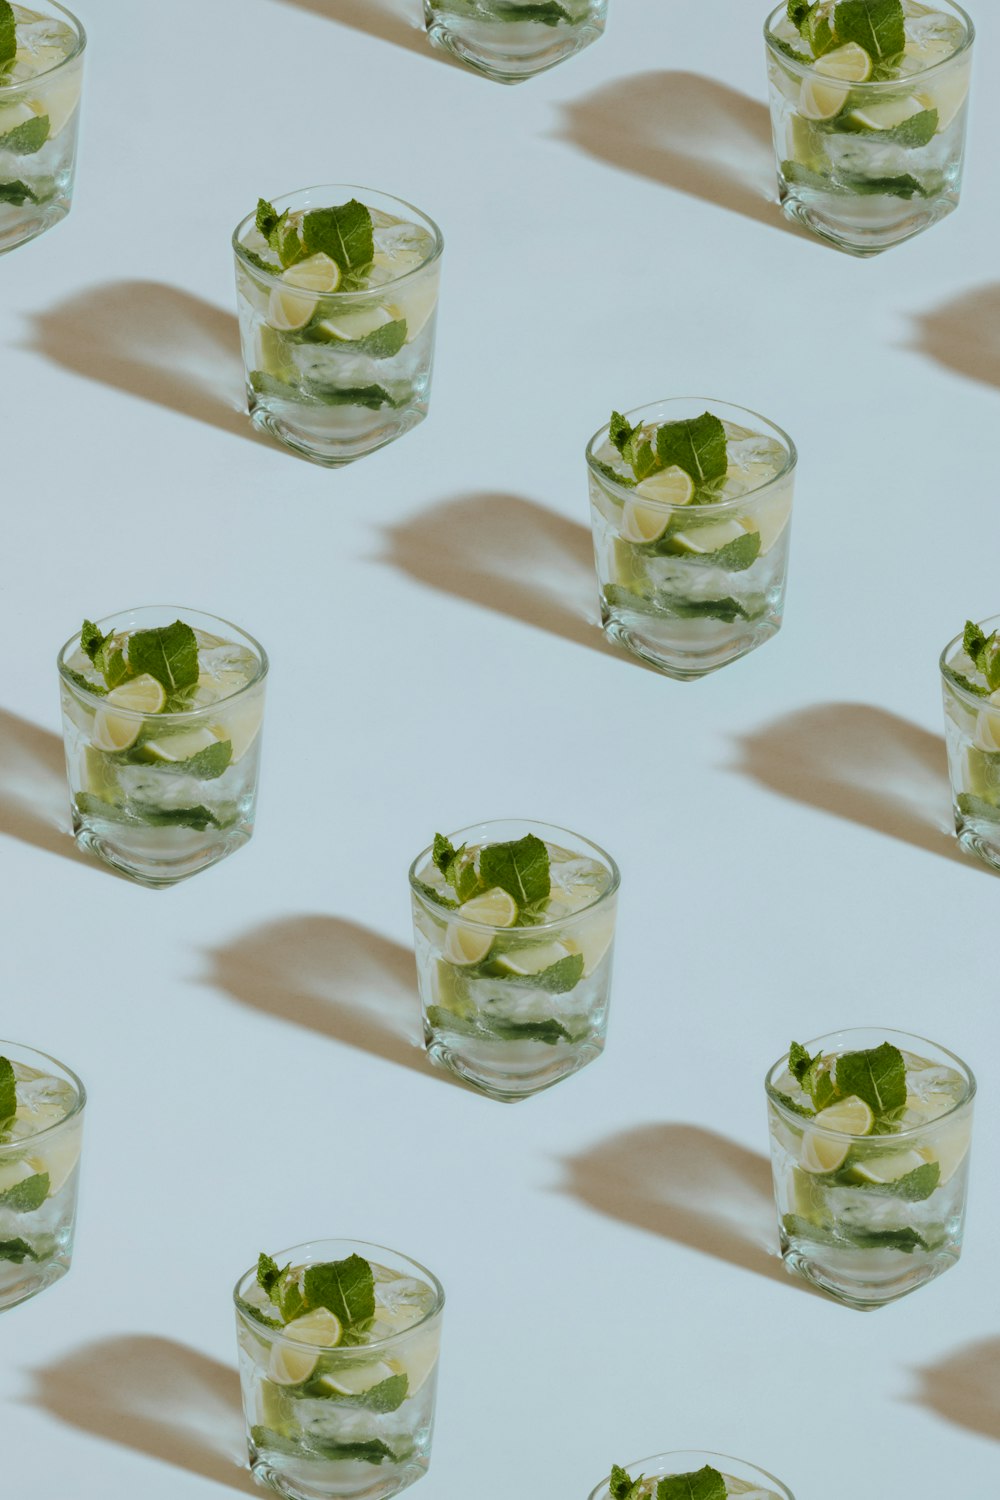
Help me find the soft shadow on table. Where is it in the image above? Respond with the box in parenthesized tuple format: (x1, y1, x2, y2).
(0, 707, 101, 873)
(269, 0, 459, 67)
(203, 914, 454, 1084)
(558, 1123, 808, 1292)
(24, 281, 261, 443)
(378, 492, 623, 660)
(28, 1335, 255, 1492)
(730, 703, 975, 869)
(910, 283, 1000, 391)
(554, 71, 803, 238)
(911, 1337, 1000, 1442)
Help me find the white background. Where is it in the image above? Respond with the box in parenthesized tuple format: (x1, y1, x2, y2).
(1, 0, 998, 1495)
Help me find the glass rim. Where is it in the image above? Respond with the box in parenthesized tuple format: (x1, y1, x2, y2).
(408, 818, 621, 931)
(233, 1238, 445, 1351)
(232, 182, 444, 298)
(0, 0, 86, 93)
(765, 1026, 976, 1138)
(589, 1451, 794, 1500)
(585, 397, 797, 514)
(57, 605, 270, 719)
(939, 612, 999, 710)
(763, 0, 975, 80)
(0, 1039, 86, 1150)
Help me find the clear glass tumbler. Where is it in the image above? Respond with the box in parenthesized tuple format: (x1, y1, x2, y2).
(941, 613, 1000, 871)
(234, 1239, 445, 1500)
(58, 606, 268, 887)
(233, 185, 443, 467)
(0, 0, 85, 254)
(766, 1028, 975, 1309)
(589, 1451, 795, 1500)
(0, 1039, 85, 1312)
(587, 398, 796, 679)
(424, 0, 607, 84)
(764, 1, 974, 256)
(409, 818, 620, 1101)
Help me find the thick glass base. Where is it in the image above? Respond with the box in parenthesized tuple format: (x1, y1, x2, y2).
(249, 396, 426, 467)
(780, 184, 957, 257)
(424, 14, 602, 82)
(425, 1032, 602, 1101)
(602, 608, 779, 680)
(957, 819, 1000, 873)
(251, 1455, 427, 1500)
(781, 1241, 958, 1310)
(74, 819, 251, 888)
(0, 196, 71, 256)
(0, 1252, 70, 1312)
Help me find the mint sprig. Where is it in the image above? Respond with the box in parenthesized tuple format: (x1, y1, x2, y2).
(610, 410, 729, 497)
(0, 114, 49, 155)
(427, 1005, 576, 1047)
(0, 1172, 49, 1212)
(302, 1253, 376, 1333)
(478, 833, 550, 908)
(610, 1467, 646, 1500)
(960, 619, 1000, 693)
(657, 1468, 727, 1500)
(0, 1238, 40, 1263)
(0, 1, 15, 67)
(835, 1041, 906, 1118)
(0, 181, 38, 205)
(432, 833, 483, 904)
(0, 1057, 16, 1128)
(301, 200, 374, 276)
(834, 0, 905, 62)
(128, 621, 199, 697)
(309, 1373, 409, 1412)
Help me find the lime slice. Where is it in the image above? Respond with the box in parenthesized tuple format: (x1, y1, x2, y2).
(620, 468, 694, 544)
(268, 253, 341, 332)
(915, 65, 970, 132)
(635, 467, 695, 505)
(28, 1130, 82, 1194)
(392, 1332, 439, 1394)
(816, 41, 872, 82)
(815, 1095, 875, 1134)
(0, 101, 37, 135)
(458, 887, 518, 928)
(850, 1149, 927, 1184)
(799, 1095, 874, 1174)
(847, 95, 924, 131)
(30, 76, 81, 136)
(492, 941, 573, 977)
(799, 44, 871, 121)
(141, 726, 220, 763)
(974, 707, 1000, 753)
(799, 77, 851, 119)
(268, 1307, 343, 1386)
(564, 912, 615, 976)
(315, 305, 392, 342)
(669, 518, 746, 554)
(747, 482, 793, 555)
(920, 1125, 971, 1184)
(315, 1359, 395, 1397)
(218, 699, 264, 762)
(0, 1158, 36, 1194)
(92, 674, 166, 753)
(387, 279, 439, 344)
(443, 887, 517, 967)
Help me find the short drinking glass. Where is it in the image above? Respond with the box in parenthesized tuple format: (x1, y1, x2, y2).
(590, 1451, 795, 1500)
(58, 606, 268, 887)
(234, 1239, 445, 1500)
(764, 0, 974, 256)
(941, 613, 1000, 871)
(233, 185, 443, 467)
(424, 0, 608, 84)
(0, 1040, 85, 1312)
(409, 819, 620, 1101)
(0, 0, 85, 255)
(587, 398, 796, 679)
(766, 1028, 975, 1309)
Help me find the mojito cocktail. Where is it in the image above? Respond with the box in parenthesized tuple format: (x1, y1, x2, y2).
(235, 1240, 444, 1500)
(410, 820, 619, 1100)
(234, 186, 443, 466)
(0, 1041, 84, 1312)
(59, 607, 267, 887)
(767, 1029, 975, 1308)
(765, 0, 974, 255)
(941, 615, 1000, 871)
(593, 1453, 794, 1500)
(424, 0, 607, 83)
(0, 0, 84, 254)
(588, 400, 796, 679)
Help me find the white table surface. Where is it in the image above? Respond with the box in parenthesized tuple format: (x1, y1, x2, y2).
(1, 0, 998, 1495)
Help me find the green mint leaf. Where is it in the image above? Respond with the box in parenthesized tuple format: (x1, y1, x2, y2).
(0, 1238, 40, 1263)
(127, 620, 199, 696)
(806, 1062, 838, 1111)
(981, 638, 1000, 693)
(843, 170, 932, 199)
(785, 1213, 933, 1254)
(303, 1253, 375, 1330)
(0, 1172, 49, 1212)
(250, 1427, 400, 1465)
(772, 1088, 815, 1118)
(663, 529, 761, 572)
(787, 0, 813, 30)
(789, 1040, 816, 1084)
(256, 198, 279, 239)
(964, 619, 988, 662)
(845, 1159, 941, 1201)
(306, 318, 408, 360)
(835, 1041, 907, 1117)
(834, 0, 905, 61)
(837, 107, 938, 147)
(73, 793, 228, 832)
(654, 413, 728, 487)
(273, 213, 305, 269)
(302, 200, 374, 276)
(0, 179, 38, 205)
(0, 0, 15, 66)
(610, 1467, 645, 1500)
(805, 7, 837, 54)
(276, 1270, 305, 1323)
(80, 620, 107, 661)
(433, 832, 464, 882)
(426, 1006, 575, 1047)
(135, 739, 233, 781)
(484, 952, 584, 993)
(242, 247, 282, 276)
(657, 1467, 727, 1500)
(249, 370, 402, 410)
(958, 792, 1000, 824)
(609, 411, 639, 455)
(478, 833, 550, 908)
(236, 1292, 282, 1329)
(591, 457, 636, 489)
(943, 665, 989, 698)
(772, 35, 812, 62)
(413, 878, 458, 911)
(0, 1056, 17, 1127)
(257, 1251, 281, 1294)
(311, 1373, 409, 1412)
(0, 114, 49, 155)
(668, 596, 751, 622)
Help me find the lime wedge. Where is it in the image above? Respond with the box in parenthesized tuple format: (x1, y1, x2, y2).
(218, 699, 264, 762)
(457, 887, 518, 928)
(268, 253, 341, 332)
(28, 1130, 81, 1194)
(315, 305, 392, 342)
(316, 1359, 395, 1397)
(0, 1158, 36, 1194)
(492, 941, 573, 977)
(974, 706, 1000, 753)
(815, 1095, 875, 1134)
(799, 77, 851, 120)
(443, 887, 517, 967)
(920, 1126, 971, 1184)
(141, 726, 220, 763)
(268, 1307, 343, 1386)
(847, 95, 924, 131)
(564, 912, 616, 976)
(620, 468, 694, 544)
(387, 279, 439, 343)
(669, 518, 747, 554)
(108, 674, 166, 713)
(392, 1332, 439, 1394)
(850, 1149, 927, 1184)
(799, 42, 871, 120)
(799, 1094, 874, 1174)
(816, 41, 872, 82)
(635, 467, 695, 506)
(92, 674, 166, 752)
